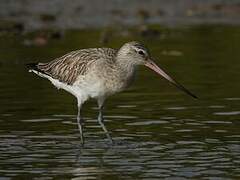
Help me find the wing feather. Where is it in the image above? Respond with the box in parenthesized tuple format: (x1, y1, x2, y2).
(37, 48, 116, 85)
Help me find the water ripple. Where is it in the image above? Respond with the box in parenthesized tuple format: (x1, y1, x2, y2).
(214, 111, 240, 116)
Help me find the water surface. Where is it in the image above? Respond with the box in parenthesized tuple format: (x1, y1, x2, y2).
(0, 26, 240, 179)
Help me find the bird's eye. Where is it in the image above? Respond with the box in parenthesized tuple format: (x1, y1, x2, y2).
(138, 50, 145, 56)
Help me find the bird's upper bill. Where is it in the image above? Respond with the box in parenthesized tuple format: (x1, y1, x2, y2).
(144, 59, 197, 99)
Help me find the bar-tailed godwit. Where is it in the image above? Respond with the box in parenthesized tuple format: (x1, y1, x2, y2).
(27, 41, 197, 144)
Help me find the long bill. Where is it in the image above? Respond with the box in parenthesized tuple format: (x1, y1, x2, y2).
(145, 60, 197, 99)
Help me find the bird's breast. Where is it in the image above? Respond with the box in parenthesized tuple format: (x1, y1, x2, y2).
(103, 65, 136, 94)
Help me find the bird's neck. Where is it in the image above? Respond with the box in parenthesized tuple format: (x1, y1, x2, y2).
(115, 56, 137, 77)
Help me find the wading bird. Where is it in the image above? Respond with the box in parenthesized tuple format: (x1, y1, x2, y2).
(27, 41, 197, 145)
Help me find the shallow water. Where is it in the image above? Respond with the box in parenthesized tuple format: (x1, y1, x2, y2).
(0, 26, 240, 179)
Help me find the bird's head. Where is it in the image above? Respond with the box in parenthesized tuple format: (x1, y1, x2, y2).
(117, 41, 197, 99)
(117, 41, 150, 65)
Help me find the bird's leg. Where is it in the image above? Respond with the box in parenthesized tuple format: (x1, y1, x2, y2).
(77, 104, 84, 145)
(97, 99, 113, 144)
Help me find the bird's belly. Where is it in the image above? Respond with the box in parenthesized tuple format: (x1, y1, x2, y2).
(74, 75, 110, 99)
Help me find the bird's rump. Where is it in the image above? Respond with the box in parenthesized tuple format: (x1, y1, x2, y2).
(30, 48, 117, 85)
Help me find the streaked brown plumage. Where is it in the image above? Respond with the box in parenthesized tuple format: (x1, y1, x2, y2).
(37, 48, 117, 85)
(27, 41, 197, 145)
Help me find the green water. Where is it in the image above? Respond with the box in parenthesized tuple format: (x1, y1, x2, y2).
(0, 26, 240, 179)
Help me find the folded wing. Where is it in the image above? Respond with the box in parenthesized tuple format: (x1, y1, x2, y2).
(32, 48, 116, 85)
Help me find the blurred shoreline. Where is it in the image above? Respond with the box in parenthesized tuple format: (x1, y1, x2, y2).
(1, 0, 240, 32)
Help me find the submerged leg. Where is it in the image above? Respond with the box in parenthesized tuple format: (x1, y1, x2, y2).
(77, 102, 84, 145)
(97, 98, 113, 144)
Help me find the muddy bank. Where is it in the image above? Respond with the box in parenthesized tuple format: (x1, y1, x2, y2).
(1, 0, 240, 31)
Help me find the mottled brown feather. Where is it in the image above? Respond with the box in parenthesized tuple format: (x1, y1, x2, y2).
(37, 48, 117, 85)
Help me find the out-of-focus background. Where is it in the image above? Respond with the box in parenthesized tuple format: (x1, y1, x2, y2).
(1, 0, 240, 30)
(0, 1, 240, 179)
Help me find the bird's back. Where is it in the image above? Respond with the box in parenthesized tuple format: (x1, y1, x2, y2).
(28, 48, 117, 85)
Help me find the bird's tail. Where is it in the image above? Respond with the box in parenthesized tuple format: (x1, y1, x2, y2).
(26, 62, 50, 80)
(26, 63, 44, 73)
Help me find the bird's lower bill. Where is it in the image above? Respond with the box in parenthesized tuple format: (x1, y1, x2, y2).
(144, 60, 197, 99)
(144, 60, 177, 84)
